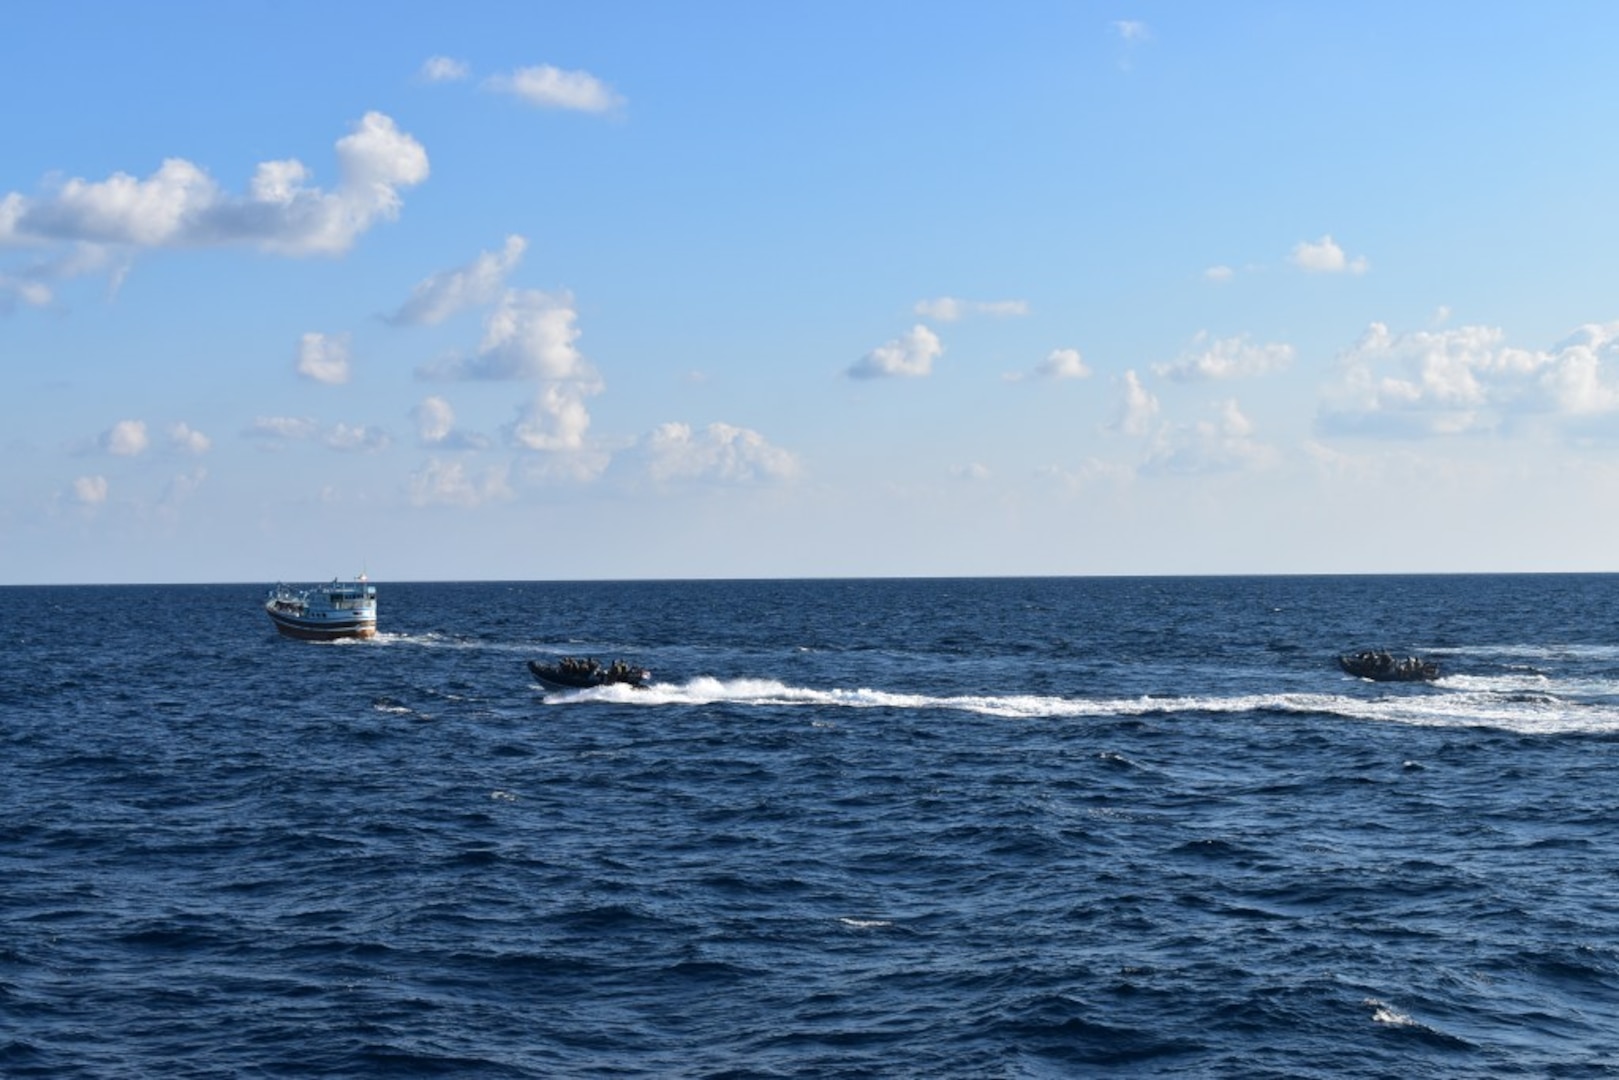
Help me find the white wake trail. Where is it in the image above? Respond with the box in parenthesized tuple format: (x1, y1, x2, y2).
(538, 676, 1619, 734)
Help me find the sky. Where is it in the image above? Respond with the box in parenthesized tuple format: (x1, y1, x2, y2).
(6, 2, 1619, 584)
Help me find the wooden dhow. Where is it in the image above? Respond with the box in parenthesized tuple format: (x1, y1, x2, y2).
(265, 576, 377, 641)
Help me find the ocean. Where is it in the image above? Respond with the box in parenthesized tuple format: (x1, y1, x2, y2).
(3, 575, 1617, 1077)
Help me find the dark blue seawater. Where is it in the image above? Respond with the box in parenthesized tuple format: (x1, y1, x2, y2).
(4, 575, 1618, 1078)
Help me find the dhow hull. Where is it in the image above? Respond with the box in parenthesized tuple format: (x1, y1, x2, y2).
(266, 606, 376, 641)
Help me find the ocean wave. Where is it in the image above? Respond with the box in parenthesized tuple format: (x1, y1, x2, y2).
(1364, 998, 1473, 1049)
(1442, 643, 1619, 661)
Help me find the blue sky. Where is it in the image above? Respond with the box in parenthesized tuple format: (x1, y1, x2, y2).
(6, 2, 1619, 583)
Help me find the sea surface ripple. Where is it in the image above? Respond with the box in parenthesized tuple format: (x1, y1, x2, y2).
(3, 575, 1618, 1077)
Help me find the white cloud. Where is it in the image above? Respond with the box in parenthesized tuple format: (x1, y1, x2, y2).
(0, 112, 428, 259)
(1316, 320, 1619, 437)
(408, 458, 512, 507)
(951, 462, 992, 481)
(409, 395, 489, 450)
(323, 423, 390, 453)
(297, 331, 351, 384)
(167, 422, 211, 455)
(420, 56, 470, 83)
(514, 448, 613, 486)
(244, 416, 387, 451)
(0, 272, 53, 310)
(1110, 370, 1159, 436)
(72, 474, 108, 505)
(1289, 234, 1369, 275)
(914, 298, 965, 322)
(1007, 348, 1092, 383)
(913, 297, 1030, 322)
(1142, 398, 1276, 475)
(414, 395, 456, 444)
(0, 242, 128, 313)
(160, 467, 207, 508)
(416, 286, 603, 466)
(1111, 19, 1152, 70)
(421, 288, 598, 384)
(1037, 458, 1137, 493)
(1540, 323, 1619, 416)
(1203, 265, 1235, 283)
(509, 384, 595, 451)
(101, 419, 148, 456)
(1035, 348, 1091, 380)
(15, 158, 215, 247)
(246, 416, 319, 443)
(484, 65, 624, 113)
(640, 422, 800, 484)
(1152, 332, 1295, 382)
(0, 193, 21, 239)
(849, 325, 943, 379)
(388, 235, 527, 326)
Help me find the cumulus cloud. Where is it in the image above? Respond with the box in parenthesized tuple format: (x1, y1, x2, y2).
(639, 422, 800, 485)
(414, 395, 456, 443)
(411, 395, 487, 449)
(1035, 348, 1091, 380)
(73, 474, 109, 505)
(420, 56, 470, 83)
(297, 331, 351, 384)
(508, 384, 596, 452)
(0, 112, 428, 259)
(388, 235, 527, 326)
(849, 325, 943, 379)
(484, 65, 624, 113)
(167, 422, 211, 455)
(1290, 234, 1369, 275)
(1006, 348, 1092, 383)
(1142, 398, 1275, 475)
(913, 297, 1030, 322)
(9, 158, 215, 248)
(408, 458, 512, 507)
(1203, 265, 1235, 283)
(1540, 323, 1619, 416)
(417, 285, 604, 468)
(323, 423, 391, 453)
(1152, 332, 1295, 382)
(1109, 371, 1160, 436)
(420, 288, 597, 384)
(101, 419, 148, 456)
(1316, 320, 1619, 437)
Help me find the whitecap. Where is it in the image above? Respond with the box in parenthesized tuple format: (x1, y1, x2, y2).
(1365, 998, 1416, 1027)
